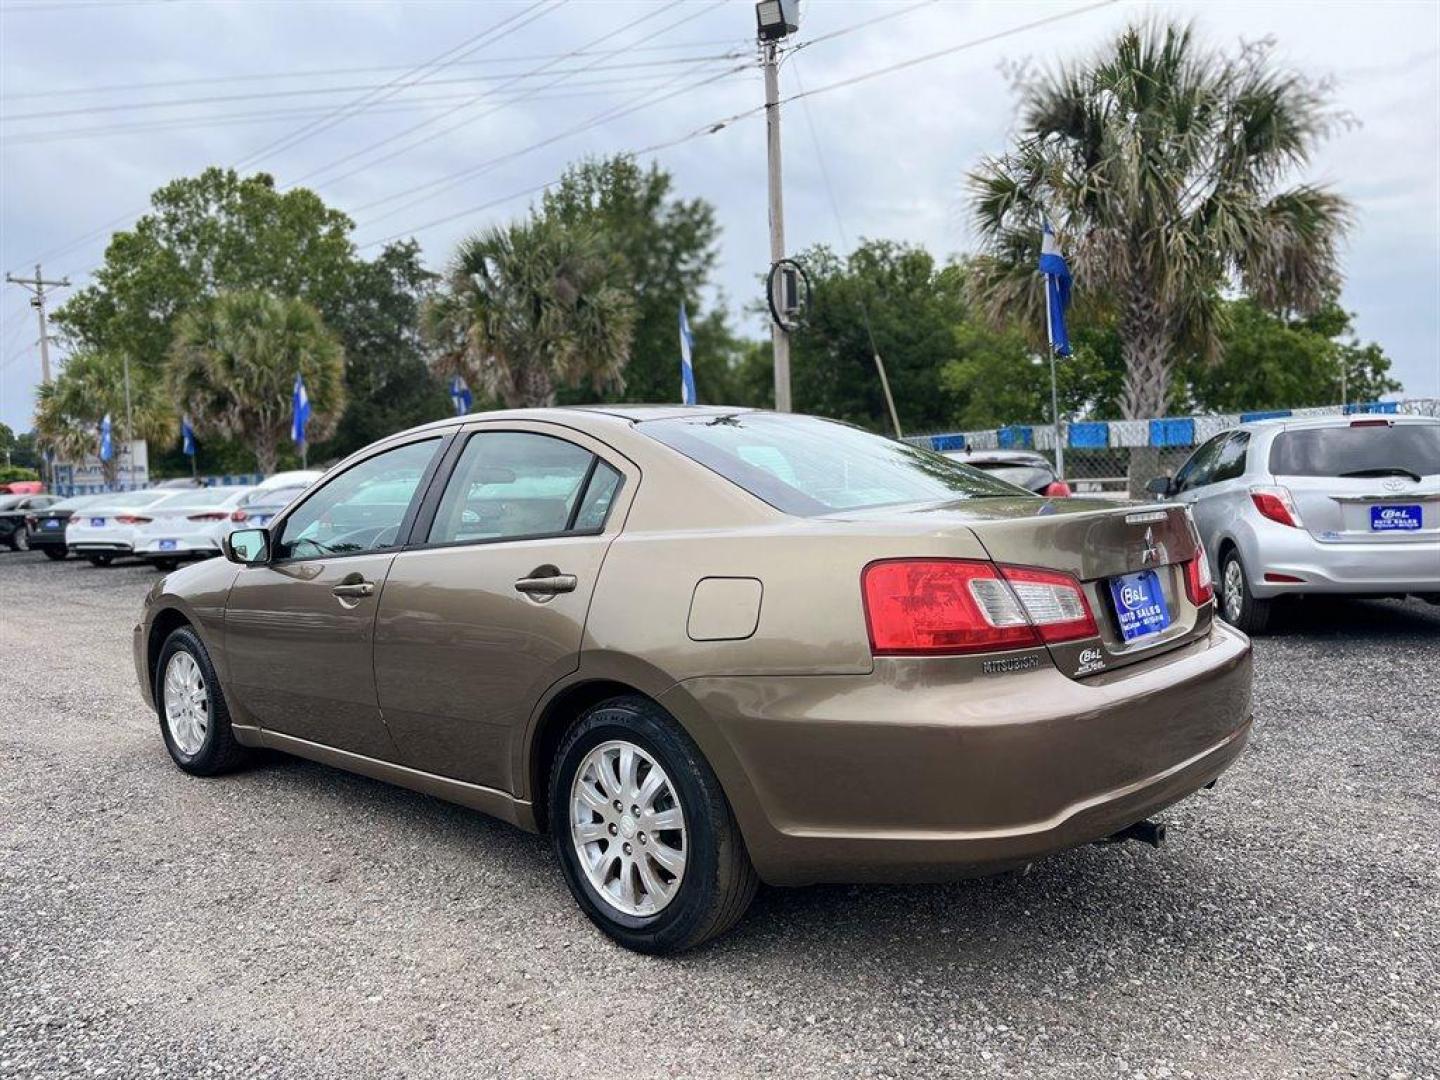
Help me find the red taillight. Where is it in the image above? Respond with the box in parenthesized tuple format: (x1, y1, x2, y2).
(230, 510, 248, 523)
(1042, 480, 1072, 497)
(115, 515, 151, 525)
(1349, 419, 1390, 427)
(1185, 547, 1214, 606)
(1264, 572, 1304, 583)
(24, 515, 37, 527)
(188, 512, 228, 522)
(861, 559, 1097, 655)
(1249, 487, 1303, 528)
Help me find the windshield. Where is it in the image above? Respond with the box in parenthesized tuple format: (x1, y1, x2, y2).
(0, 495, 24, 510)
(91, 490, 170, 508)
(153, 488, 233, 509)
(243, 485, 306, 508)
(640, 413, 1028, 515)
(1270, 424, 1440, 478)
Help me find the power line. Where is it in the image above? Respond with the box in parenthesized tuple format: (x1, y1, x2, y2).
(4, 69, 748, 147)
(287, 0, 712, 192)
(232, 0, 562, 172)
(0, 40, 751, 100)
(21, 0, 561, 274)
(352, 59, 752, 224)
(0, 52, 746, 123)
(358, 0, 1118, 248)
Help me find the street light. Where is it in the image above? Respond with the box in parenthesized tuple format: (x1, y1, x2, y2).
(755, 0, 799, 41)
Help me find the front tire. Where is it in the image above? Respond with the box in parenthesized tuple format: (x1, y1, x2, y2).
(549, 695, 757, 954)
(156, 626, 250, 776)
(1220, 550, 1272, 634)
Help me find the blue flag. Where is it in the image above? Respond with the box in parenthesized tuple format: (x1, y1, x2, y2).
(181, 416, 196, 456)
(99, 413, 113, 462)
(291, 373, 311, 446)
(450, 374, 473, 416)
(678, 302, 697, 406)
(1039, 222, 1073, 357)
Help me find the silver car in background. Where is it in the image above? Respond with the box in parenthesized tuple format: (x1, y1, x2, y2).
(1148, 416, 1440, 632)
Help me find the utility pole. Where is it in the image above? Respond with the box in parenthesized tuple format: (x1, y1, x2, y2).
(756, 0, 799, 412)
(5, 264, 70, 386)
(763, 40, 791, 413)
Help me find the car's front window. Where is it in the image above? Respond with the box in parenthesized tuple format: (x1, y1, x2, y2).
(275, 439, 438, 559)
(640, 413, 1025, 515)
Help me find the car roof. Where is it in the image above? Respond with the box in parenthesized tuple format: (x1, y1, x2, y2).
(1237, 413, 1437, 434)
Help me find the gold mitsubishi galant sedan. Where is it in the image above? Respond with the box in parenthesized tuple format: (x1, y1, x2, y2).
(134, 407, 1253, 952)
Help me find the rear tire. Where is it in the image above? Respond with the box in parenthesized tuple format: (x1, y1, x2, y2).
(1220, 550, 1271, 635)
(87, 553, 114, 567)
(153, 557, 180, 572)
(156, 626, 251, 776)
(43, 546, 68, 561)
(548, 695, 757, 954)
(8, 530, 28, 552)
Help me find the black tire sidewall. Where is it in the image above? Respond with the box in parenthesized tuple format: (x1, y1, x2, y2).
(88, 554, 113, 566)
(43, 546, 67, 560)
(549, 700, 723, 952)
(156, 627, 229, 774)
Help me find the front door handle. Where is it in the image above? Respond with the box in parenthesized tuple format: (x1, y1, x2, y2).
(514, 574, 577, 597)
(332, 580, 375, 598)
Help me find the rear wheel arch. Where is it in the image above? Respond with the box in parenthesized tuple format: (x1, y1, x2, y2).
(529, 679, 659, 833)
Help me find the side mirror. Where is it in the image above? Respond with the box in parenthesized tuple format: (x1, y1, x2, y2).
(1145, 475, 1175, 498)
(224, 527, 271, 565)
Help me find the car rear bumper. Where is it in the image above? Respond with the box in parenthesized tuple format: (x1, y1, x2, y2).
(70, 541, 134, 554)
(26, 531, 67, 549)
(135, 539, 220, 560)
(667, 621, 1253, 886)
(1246, 530, 1440, 597)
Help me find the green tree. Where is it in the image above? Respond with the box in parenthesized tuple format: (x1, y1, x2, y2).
(783, 240, 970, 434)
(33, 352, 173, 486)
(425, 215, 635, 408)
(54, 168, 355, 372)
(169, 291, 346, 474)
(541, 156, 740, 405)
(316, 240, 447, 460)
(1182, 298, 1399, 412)
(968, 22, 1351, 431)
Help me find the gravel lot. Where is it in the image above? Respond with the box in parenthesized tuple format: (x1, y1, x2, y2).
(1, 549, 1437, 1080)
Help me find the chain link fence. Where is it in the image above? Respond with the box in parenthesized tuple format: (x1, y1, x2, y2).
(908, 398, 1440, 498)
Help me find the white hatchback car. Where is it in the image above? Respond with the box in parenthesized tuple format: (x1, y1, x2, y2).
(133, 486, 256, 570)
(1148, 415, 1440, 631)
(65, 489, 177, 565)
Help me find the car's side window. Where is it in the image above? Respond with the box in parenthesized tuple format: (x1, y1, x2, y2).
(1174, 434, 1229, 492)
(274, 438, 439, 561)
(1210, 433, 1250, 485)
(426, 431, 621, 546)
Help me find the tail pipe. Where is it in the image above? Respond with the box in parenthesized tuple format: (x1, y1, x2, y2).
(1100, 819, 1166, 848)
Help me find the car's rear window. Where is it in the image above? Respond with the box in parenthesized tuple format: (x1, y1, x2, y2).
(640, 413, 1026, 515)
(1270, 424, 1440, 478)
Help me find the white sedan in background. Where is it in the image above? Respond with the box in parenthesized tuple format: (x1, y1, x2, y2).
(133, 486, 255, 570)
(65, 489, 178, 565)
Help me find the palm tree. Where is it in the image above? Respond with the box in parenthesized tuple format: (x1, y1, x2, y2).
(968, 21, 1351, 480)
(169, 290, 345, 474)
(425, 216, 634, 408)
(33, 351, 173, 487)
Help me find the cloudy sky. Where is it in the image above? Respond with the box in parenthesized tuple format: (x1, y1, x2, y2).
(2, 0, 1437, 433)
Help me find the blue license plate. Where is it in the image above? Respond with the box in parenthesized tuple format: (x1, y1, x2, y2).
(159, 539, 178, 550)
(1371, 504, 1421, 532)
(254, 515, 271, 525)
(45, 518, 60, 529)
(90, 517, 105, 527)
(1108, 569, 1171, 642)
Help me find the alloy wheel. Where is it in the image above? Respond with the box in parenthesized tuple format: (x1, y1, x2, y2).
(1222, 559, 1245, 623)
(569, 740, 687, 917)
(163, 651, 209, 756)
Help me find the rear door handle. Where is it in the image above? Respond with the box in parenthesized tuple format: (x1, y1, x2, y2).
(514, 574, 577, 597)
(332, 581, 375, 598)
